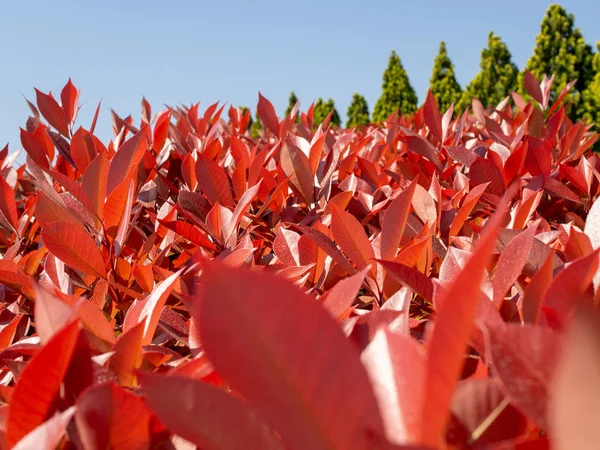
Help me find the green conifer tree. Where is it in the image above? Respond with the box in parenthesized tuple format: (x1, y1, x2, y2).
(313, 98, 341, 127)
(429, 42, 462, 112)
(285, 91, 300, 121)
(373, 51, 418, 122)
(250, 111, 262, 139)
(457, 32, 519, 111)
(346, 94, 370, 127)
(582, 42, 600, 127)
(520, 4, 594, 118)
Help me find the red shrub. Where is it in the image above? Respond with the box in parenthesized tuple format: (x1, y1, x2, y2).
(0, 76, 598, 448)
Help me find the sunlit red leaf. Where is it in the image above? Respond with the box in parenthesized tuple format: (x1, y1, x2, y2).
(195, 262, 386, 450)
(35, 88, 70, 137)
(6, 320, 81, 447)
(41, 222, 107, 279)
(12, 406, 75, 450)
(142, 373, 285, 450)
(75, 382, 152, 450)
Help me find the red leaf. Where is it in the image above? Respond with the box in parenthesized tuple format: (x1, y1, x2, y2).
(400, 128, 443, 171)
(82, 151, 109, 220)
(492, 225, 537, 305)
(33, 286, 74, 344)
(257, 92, 280, 136)
(142, 373, 285, 450)
(109, 321, 144, 387)
(273, 227, 301, 266)
(70, 127, 97, 172)
(295, 224, 357, 275)
(41, 222, 107, 279)
(280, 140, 314, 206)
(451, 379, 526, 447)
(6, 321, 81, 447)
(423, 90, 442, 144)
(75, 382, 152, 450)
(106, 126, 150, 196)
(158, 220, 218, 252)
(381, 179, 418, 261)
(195, 262, 386, 450)
(35, 88, 70, 137)
(322, 266, 370, 320)
(331, 205, 377, 282)
(124, 270, 180, 346)
(224, 181, 262, 246)
(420, 187, 513, 447)
(378, 260, 434, 302)
(523, 71, 543, 105)
(482, 322, 562, 427)
(13, 407, 75, 450)
(20, 128, 49, 168)
(524, 138, 551, 177)
(541, 249, 599, 322)
(449, 182, 489, 239)
(470, 158, 504, 196)
(521, 250, 555, 324)
(60, 79, 78, 123)
(0, 176, 19, 232)
(196, 154, 235, 208)
(360, 329, 425, 445)
(551, 306, 600, 450)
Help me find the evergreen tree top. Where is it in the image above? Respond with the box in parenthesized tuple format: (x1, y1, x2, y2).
(373, 50, 418, 123)
(346, 93, 370, 128)
(429, 41, 462, 112)
(523, 3, 594, 116)
(457, 32, 518, 110)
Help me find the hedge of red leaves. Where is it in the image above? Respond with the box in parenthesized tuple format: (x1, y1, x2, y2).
(0, 73, 599, 449)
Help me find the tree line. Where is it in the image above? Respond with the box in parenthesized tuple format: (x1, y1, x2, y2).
(248, 4, 600, 133)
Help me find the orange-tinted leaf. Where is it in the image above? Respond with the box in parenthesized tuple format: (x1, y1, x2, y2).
(0, 176, 19, 232)
(6, 320, 81, 447)
(41, 222, 107, 279)
(82, 151, 109, 221)
(109, 321, 144, 387)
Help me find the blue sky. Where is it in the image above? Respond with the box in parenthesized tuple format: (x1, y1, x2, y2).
(1, 0, 600, 153)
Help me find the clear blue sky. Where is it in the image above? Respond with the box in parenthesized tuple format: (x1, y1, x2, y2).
(1, 1, 600, 153)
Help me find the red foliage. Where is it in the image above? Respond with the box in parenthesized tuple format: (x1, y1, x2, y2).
(0, 76, 598, 448)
